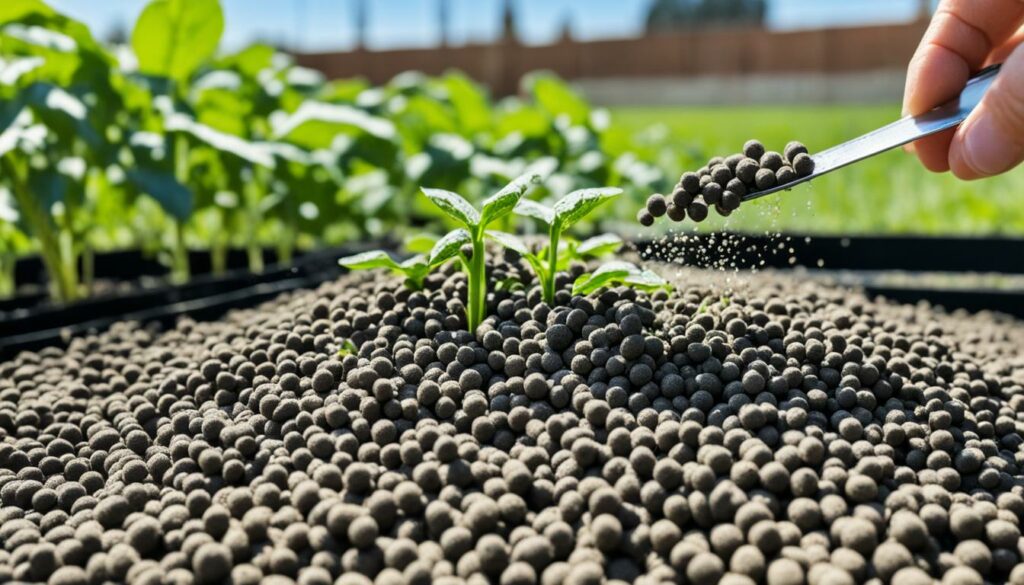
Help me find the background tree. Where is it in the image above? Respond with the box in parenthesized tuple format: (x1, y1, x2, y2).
(646, 0, 767, 33)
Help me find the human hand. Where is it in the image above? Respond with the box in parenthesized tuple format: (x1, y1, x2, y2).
(903, 0, 1024, 179)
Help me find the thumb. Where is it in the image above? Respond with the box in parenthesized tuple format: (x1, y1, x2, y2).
(950, 44, 1024, 179)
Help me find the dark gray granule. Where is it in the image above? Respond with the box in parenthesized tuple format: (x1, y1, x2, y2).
(702, 182, 723, 206)
(636, 209, 654, 227)
(720, 191, 741, 213)
(724, 154, 745, 172)
(784, 141, 808, 163)
(672, 187, 693, 209)
(754, 168, 778, 191)
(646, 194, 667, 218)
(726, 178, 747, 197)
(735, 158, 759, 184)
(792, 152, 815, 177)
(193, 543, 232, 585)
(775, 166, 797, 185)
(687, 199, 709, 222)
(666, 203, 687, 222)
(711, 165, 733, 187)
(680, 172, 700, 194)
(760, 151, 784, 172)
(743, 140, 766, 161)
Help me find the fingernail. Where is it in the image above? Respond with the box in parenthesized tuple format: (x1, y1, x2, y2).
(961, 114, 1020, 177)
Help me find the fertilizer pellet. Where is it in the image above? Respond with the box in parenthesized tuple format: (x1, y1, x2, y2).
(2, 259, 1024, 584)
(642, 139, 816, 225)
(645, 194, 667, 218)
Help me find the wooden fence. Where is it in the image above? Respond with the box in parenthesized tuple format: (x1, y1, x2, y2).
(295, 21, 929, 96)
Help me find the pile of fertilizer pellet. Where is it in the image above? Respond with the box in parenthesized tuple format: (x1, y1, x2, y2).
(2, 257, 1024, 585)
(639, 140, 816, 226)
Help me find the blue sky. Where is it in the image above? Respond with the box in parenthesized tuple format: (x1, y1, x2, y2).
(48, 0, 930, 52)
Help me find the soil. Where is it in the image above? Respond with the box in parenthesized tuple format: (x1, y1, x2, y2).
(2, 259, 1024, 584)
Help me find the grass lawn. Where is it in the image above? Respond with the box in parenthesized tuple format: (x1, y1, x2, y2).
(608, 105, 1024, 236)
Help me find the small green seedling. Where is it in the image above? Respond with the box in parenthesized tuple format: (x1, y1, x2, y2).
(572, 261, 671, 296)
(338, 250, 433, 290)
(422, 172, 539, 331)
(511, 187, 622, 304)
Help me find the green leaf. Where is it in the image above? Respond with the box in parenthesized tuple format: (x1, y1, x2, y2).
(404, 234, 437, 254)
(0, 0, 53, 23)
(552, 187, 621, 233)
(514, 198, 555, 225)
(525, 73, 591, 126)
(132, 0, 224, 84)
(166, 113, 275, 167)
(338, 250, 401, 271)
(479, 172, 539, 227)
(428, 228, 471, 266)
(272, 101, 396, 143)
(485, 230, 529, 256)
(444, 72, 491, 135)
(421, 188, 479, 228)
(573, 261, 671, 295)
(576, 233, 623, 258)
(572, 262, 634, 295)
(125, 168, 193, 221)
(496, 277, 525, 293)
(220, 43, 275, 77)
(624, 269, 671, 292)
(399, 254, 428, 270)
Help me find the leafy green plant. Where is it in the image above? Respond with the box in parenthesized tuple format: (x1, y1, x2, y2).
(510, 187, 621, 304)
(338, 250, 433, 290)
(421, 172, 539, 331)
(572, 261, 672, 296)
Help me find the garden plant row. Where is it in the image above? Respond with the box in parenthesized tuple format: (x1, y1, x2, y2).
(0, 0, 665, 304)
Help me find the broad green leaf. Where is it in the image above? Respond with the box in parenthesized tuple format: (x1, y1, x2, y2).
(399, 254, 428, 270)
(132, 0, 224, 84)
(257, 141, 312, 165)
(573, 262, 670, 295)
(421, 187, 479, 228)
(572, 261, 636, 295)
(125, 168, 193, 220)
(576, 233, 623, 258)
(0, 187, 18, 223)
(2, 24, 76, 52)
(398, 254, 430, 290)
(526, 72, 591, 126)
(552, 187, 622, 232)
(0, 0, 54, 23)
(319, 79, 370, 104)
(444, 72, 490, 135)
(338, 250, 402, 271)
(0, 56, 44, 86)
(272, 101, 396, 143)
(624, 269, 671, 292)
(514, 198, 555, 225)
(479, 172, 539, 227)
(166, 113, 275, 167)
(404, 234, 437, 254)
(485, 230, 529, 256)
(221, 43, 275, 77)
(428, 228, 470, 266)
(0, 122, 44, 157)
